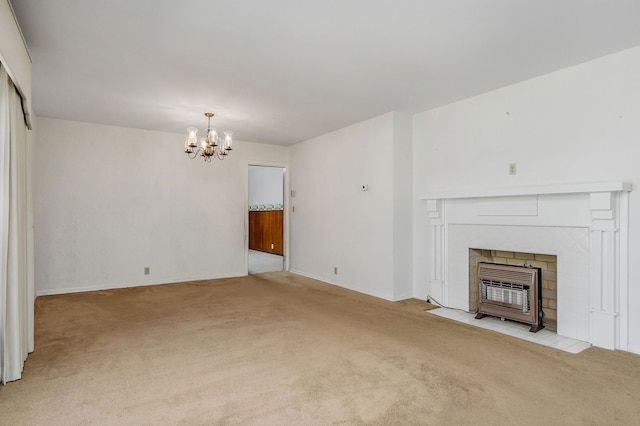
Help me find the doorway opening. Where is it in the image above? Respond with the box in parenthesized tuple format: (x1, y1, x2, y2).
(248, 165, 285, 274)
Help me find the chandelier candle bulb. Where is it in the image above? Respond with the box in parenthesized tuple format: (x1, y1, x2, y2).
(224, 131, 233, 150)
(184, 127, 198, 153)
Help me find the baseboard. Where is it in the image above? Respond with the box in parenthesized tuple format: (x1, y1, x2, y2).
(626, 343, 640, 355)
(289, 269, 395, 301)
(289, 269, 336, 285)
(392, 292, 414, 302)
(35, 272, 247, 297)
(37, 269, 412, 304)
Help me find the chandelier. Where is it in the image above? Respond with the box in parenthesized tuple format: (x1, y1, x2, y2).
(184, 112, 233, 161)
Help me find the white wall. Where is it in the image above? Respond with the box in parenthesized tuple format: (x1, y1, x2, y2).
(392, 112, 413, 300)
(33, 117, 288, 295)
(248, 166, 284, 206)
(412, 46, 640, 352)
(289, 111, 412, 301)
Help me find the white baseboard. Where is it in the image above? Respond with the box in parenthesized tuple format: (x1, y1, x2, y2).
(626, 343, 640, 355)
(37, 269, 413, 305)
(35, 272, 247, 297)
(392, 292, 414, 302)
(289, 269, 395, 301)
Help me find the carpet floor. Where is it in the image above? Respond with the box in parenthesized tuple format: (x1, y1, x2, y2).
(1, 272, 640, 425)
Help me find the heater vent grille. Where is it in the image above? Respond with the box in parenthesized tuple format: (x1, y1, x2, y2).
(478, 263, 537, 286)
(481, 280, 530, 312)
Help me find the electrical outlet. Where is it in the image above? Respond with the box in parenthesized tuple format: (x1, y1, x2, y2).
(144, 267, 150, 275)
(334, 266, 338, 275)
(509, 163, 517, 175)
(271, 243, 274, 249)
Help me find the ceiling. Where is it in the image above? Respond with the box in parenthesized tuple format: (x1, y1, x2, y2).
(10, 0, 640, 146)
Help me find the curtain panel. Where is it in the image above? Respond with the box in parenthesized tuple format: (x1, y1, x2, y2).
(0, 62, 34, 384)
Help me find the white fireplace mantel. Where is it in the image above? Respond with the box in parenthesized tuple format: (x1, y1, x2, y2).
(420, 181, 632, 352)
(419, 181, 631, 201)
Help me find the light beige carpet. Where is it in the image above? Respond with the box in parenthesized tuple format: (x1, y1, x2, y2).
(1, 272, 640, 425)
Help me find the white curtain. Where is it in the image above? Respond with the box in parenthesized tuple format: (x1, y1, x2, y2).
(0, 62, 34, 384)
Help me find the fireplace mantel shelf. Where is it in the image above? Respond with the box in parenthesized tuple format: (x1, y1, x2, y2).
(419, 181, 631, 201)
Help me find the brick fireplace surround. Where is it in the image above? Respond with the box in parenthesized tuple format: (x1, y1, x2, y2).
(421, 182, 631, 351)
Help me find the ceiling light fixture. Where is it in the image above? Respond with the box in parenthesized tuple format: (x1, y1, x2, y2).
(184, 112, 233, 161)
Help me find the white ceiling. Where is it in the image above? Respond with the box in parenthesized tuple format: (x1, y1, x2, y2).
(10, 0, 640, 145)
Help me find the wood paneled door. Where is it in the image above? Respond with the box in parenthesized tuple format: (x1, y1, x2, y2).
(249, 210, 283, 255)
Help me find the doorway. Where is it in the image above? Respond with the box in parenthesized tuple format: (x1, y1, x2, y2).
(248, 165, 285, 274)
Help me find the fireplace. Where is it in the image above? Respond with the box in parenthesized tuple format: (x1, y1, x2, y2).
(421, 182, 631, 351)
